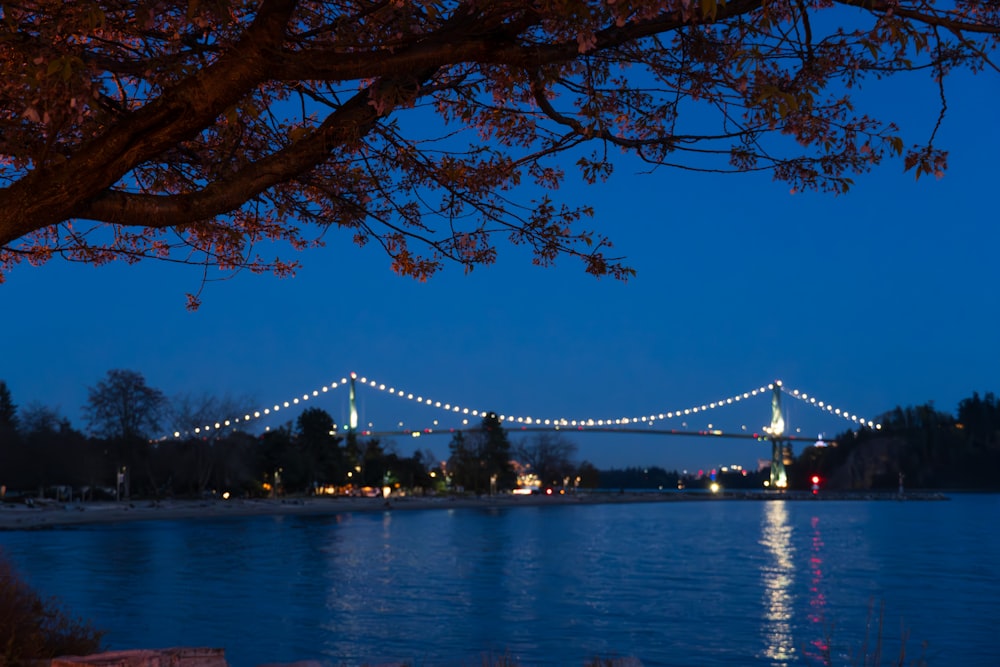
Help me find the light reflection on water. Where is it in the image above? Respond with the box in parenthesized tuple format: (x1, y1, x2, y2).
(805, 515, 830, 663)
(760, 501, 796, 665)
(0, 496, 998, 666)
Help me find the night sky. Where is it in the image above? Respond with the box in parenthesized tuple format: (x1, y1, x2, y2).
(3, 67, 998, 473)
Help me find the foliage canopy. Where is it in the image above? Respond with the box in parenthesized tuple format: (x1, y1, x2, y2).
(0, 0, 997, 305)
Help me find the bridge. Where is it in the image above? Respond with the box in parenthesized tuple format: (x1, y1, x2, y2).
(164, 373, 880, 489)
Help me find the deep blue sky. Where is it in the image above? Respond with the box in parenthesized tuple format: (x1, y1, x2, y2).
(3, 67, 998, 473)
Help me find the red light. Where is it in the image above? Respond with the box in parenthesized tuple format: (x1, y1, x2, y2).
(811, 475, 820, 484)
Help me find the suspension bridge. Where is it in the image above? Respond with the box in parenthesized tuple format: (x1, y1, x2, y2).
(163, 373, 881, 489)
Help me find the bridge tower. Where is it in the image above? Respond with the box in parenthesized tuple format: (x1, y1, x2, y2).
(348, 372, 359, 434)
(769, 383, 788, 489)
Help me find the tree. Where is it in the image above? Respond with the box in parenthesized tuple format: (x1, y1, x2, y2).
(0, 381, 17, 431)
(295, 407, 343, 488)
(447, 413, 515, 494)
(84, 370, 166, 441)
(84, 369, 167, 495)
(1, 1, 996, 306)
(168, 392, 257, 492)
(515, 432, 579, 487)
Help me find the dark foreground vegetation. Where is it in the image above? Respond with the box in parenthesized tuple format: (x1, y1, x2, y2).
(0, 554, 104, 665)
(1, 371, 999, 502)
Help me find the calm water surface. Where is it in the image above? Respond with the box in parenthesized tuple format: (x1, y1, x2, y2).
(1, 495, 997, 667)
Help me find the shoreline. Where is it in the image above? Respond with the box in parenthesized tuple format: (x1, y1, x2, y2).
(0, 490, 949, 531)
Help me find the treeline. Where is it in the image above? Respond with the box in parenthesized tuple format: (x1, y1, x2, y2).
(0, 370, 603, 499)
(0, 371, 441, 498)
(3, 371, 999, 497)
(791, 393, 1000, 490)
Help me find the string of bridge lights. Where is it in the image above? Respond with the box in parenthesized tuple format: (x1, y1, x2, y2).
(164, 373, 879, 440)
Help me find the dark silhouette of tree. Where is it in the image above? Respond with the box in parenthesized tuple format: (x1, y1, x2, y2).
(515, 432, 579, 487)
(1, 1, 997, 306)
(84, 370, 166, 441)
(576, 460, 601, 489)
(84, 369, 167, 496)
(447, 414, 514, 494)
(295, 407, 344, 490)
(166, 392, 255, 493)
(446, 430, 476, 492)
(597, 466, 678, 490)
(6, 404, 95, 497)
(0, 381, 17, 431)
(0, 382, 21, 486)
(260, 424, 297, 494)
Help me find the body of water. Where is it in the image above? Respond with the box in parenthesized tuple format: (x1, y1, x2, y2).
(1, 494, 997, 667)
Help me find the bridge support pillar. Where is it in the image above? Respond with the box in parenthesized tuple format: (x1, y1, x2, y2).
(769, 383, 788, 489)
(770, 438, 788, 489)
(348, 373, 359, 433)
